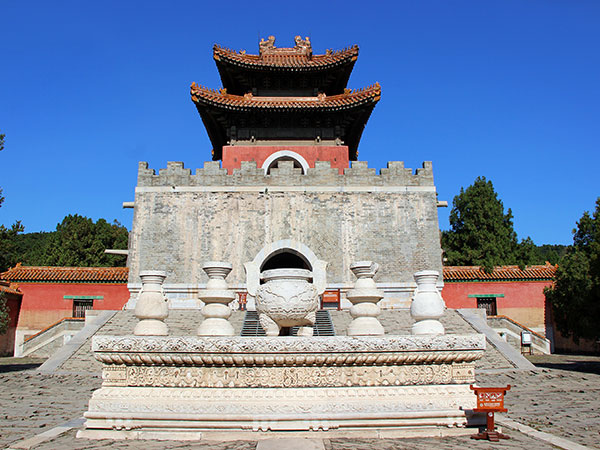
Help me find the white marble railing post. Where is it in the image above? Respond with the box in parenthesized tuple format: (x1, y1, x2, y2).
(346, 261, 385, 336)
(197, 262, 236, 336)
(134, 271, 169, 336)
(410, 270, 445, 335)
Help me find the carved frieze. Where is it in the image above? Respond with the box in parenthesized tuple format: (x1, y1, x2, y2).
(101, 362, 477, 388)
(93, 334, 486, 355)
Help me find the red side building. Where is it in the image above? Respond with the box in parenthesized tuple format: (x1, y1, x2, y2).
(0, 264, 129, 355)
(442, 264, 556, 337)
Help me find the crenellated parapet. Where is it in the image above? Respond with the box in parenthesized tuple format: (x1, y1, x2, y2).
(137, 160, 434, 187)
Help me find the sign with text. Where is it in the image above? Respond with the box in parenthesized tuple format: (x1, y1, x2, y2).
(470, 385, 511, 412)
(321, 289, 341, 310)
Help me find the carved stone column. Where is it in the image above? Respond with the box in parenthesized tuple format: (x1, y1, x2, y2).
(411, 270, 445, 335)
(134, 271, 169, 336)
(346, 261, 385, 336)
(197, 262, 236, 336)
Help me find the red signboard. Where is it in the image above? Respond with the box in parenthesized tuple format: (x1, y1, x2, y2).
(471, 385, 510, 412)
(470, 385, 511, 441)
(321, 289, 341, 310)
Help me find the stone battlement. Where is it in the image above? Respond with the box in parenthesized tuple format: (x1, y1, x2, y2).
(137, 160, 434, 187)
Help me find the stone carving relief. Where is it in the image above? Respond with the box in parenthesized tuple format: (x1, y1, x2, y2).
(93, 334, 486, 355)
(101, 363, 476, 388)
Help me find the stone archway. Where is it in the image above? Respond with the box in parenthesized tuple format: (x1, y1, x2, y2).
(244, 239, 328, 297)
(261, 150, 310, 175)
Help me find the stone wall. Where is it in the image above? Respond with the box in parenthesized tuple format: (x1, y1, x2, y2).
(127, 160, 443, 308)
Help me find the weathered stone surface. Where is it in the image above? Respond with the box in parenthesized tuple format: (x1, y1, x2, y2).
(127, 161, 443, 308)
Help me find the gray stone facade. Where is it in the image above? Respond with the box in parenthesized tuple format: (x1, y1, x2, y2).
(127, 159, 443, 309)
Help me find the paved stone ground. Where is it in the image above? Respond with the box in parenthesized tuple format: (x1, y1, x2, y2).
(1, 354, 598, 449)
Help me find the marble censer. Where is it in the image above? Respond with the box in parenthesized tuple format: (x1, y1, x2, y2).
(78, 261, 485, 441)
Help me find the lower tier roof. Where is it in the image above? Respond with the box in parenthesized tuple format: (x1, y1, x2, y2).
(190, 83, 381, 160)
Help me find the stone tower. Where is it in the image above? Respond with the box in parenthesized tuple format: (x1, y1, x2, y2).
(126, 36, 443, 309)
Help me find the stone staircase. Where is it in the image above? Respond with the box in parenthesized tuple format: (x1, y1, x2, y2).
(240, 310, 335, 336)
(20, 318, 85, 358)
(47, 308, 522, 374)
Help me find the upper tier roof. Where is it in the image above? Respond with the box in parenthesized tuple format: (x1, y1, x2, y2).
(214, 36, 358, 95)
(214, 41, 359, 70)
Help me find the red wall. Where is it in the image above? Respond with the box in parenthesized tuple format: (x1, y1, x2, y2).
(442, 280, 553, 333)
(16, 283, 129, 331)
(222, 145, 349, 174)
(0, 295, 22, 356)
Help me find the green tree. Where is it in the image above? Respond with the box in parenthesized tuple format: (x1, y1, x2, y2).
(40, 215, 128, 267)
(0, 132, 26, 272)
(0, 291, 9, 335)
(545, 198, 600, 342)
(442, 176, 536, 270)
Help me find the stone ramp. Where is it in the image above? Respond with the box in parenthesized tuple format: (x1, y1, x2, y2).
(457, 309, 535, 370)
(54, 308, 516, 374)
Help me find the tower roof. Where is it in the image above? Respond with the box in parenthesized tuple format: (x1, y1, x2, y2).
(214, 41, 358, 71)
(191, 83, 380, 111)
(191, 83, 380, 160)
(214, 36, 358, 96)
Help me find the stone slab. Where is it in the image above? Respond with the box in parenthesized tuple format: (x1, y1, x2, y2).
(257, 438, 325, 450)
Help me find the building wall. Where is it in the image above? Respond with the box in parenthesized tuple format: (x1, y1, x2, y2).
(442, 280, 552, 333)
(222, 145, 349, 174)
(16, 283, 129, 334)
(0, 295, 22, 356)
(128, 159, 443, 308)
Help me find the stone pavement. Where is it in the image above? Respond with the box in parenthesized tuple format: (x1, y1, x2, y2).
(1, 354, 599, 449)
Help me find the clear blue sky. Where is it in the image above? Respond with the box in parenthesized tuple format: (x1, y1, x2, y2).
(1, 1, 598, 245)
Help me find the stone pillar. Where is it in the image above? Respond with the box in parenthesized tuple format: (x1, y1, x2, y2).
(346, 261, 385, 336)
(197, 262, 236, 336)
(134, 271, 169, 336)
(410, 270, 445, 335)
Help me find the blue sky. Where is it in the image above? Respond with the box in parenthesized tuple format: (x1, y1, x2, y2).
(0, 1, 598, 245)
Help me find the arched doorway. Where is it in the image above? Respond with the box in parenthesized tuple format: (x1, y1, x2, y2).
(261, 150, 310, 175)
(260, 249, 311, 272)
(244, 239, 328, 301)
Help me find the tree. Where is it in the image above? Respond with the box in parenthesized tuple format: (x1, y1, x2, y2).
(0, 132, 25, 272)
(545, 198, 600, 342)
(442, 176, 534, 270)
(0, 291, 9, 335)
(40, 215, 128, 267)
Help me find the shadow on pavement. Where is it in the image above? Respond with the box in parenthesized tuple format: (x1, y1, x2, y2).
(531, 358, 600, 375)
(0, 357, 46, 373)
(0, 362, 43, 373)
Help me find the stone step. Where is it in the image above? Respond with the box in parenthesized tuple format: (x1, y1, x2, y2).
(241, 310, 335, 336)
(52, 308, 517, 374)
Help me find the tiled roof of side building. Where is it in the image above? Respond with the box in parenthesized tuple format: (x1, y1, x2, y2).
(190, 83, 381, 111)
(0, 281, 22, 296)
(0, 264, 129, 283)
(443, 263, 557, 281)
(213, 44, 359, 70)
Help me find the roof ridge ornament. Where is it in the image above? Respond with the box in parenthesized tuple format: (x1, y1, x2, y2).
(259, 35, 312, 57)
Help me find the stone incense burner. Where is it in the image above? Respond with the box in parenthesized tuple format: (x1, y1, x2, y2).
(255, 268, 319, 336)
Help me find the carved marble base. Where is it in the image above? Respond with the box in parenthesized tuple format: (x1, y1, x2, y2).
(80, 334, 486, 440)
(81, 385, 477, 436)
